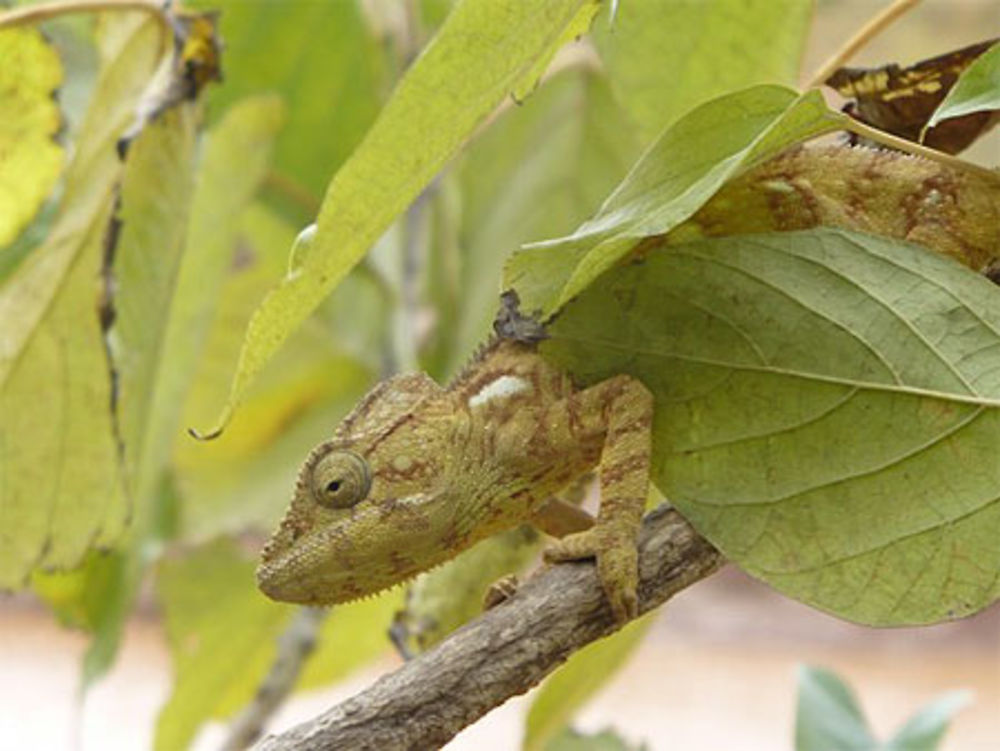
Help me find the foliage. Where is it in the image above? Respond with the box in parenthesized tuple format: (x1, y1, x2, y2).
(0, 27, 63, 247)
(795, 665, 971, 751)
(926, 40, 1000, 132)
(1, 0, 998, 747)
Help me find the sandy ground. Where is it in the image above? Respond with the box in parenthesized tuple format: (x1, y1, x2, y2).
(2, 568, 997, 751)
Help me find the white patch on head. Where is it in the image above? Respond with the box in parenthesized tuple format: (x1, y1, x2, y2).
(468, 375, 532, 408)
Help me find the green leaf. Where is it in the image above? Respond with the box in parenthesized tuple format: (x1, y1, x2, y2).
(395, 526, 541, 654)
(795, 666, 876, 751)
(593, 0, 813, 138)
(883, 690, 972, 751)
(155, 539, 294, 751)
(296, 591, 402, 691)
(173, 204, 375, 539)
(187, 0, 384, 199)
(206, 0, 602, 434)
(925, 41, 1000, 132)
(427, 69, 639, 377)
(155, 539, 400, 749)
(523, 614, 654, 751)
(545, 228, 1000, 625)
(0, 27, 64, 247)
(0, 13, 163, 588)
(504, 85, 847, 316)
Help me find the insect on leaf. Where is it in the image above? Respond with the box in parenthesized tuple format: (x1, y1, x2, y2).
(826, 38, 1000, 155)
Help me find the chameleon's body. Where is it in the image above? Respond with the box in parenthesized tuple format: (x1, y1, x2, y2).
(257, 338, 653, 621)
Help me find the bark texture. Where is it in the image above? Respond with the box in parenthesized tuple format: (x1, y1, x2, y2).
(256, 505, 724, 751)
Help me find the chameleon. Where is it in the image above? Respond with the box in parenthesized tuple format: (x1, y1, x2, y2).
(258, 144, 1000, 625)
(256, 299, 654, 623)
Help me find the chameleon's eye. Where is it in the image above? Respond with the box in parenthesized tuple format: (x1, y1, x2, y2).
(311, 450, 371, 509)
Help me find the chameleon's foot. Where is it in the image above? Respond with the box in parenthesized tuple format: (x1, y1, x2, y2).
(482, 574, 520, 610)
(544, 529, 639, 622)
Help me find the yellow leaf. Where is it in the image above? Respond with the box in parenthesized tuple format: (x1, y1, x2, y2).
(0, 27, 63, 247)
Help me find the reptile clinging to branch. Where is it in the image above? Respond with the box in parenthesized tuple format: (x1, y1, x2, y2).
(257, 293, 654, 622)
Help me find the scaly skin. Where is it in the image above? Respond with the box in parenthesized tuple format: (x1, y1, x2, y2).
(257, 338, 654, 622)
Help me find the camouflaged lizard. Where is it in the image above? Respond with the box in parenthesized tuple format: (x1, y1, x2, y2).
(257, 298, 653, 622)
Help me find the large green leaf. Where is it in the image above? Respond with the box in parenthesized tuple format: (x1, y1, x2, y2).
(505, 85, 847, 316)
(187, 0, 384, 199)
(155, 539, 400, 750)
(206, 0, 602, 434)
(925, 41, 1000, 132)
(0, 12, 163, 588)
(523, 615, 654, 751)
(593, 0, 813, 139)
(545, 228, 1000, 625)
(0, 27, 64, 247)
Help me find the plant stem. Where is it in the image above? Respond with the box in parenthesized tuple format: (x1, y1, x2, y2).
(804, 0, 922, 88)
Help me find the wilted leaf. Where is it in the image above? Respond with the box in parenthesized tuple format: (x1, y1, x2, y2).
(883, 690, 972, 751)
(925, 41, 1000, 134)
(795, 665, 876, 751)
(207, 0, 603, 434)
(505, 85, 846, 315)
(0, 13, 163, 588)
(523, 615, 654, 751)
(0, 27, 64, 247)
(593, 0, 812, 138)
(545, 229, 1000, 625)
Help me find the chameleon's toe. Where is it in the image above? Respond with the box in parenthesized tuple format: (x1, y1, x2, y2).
(482, 574, 520, 610)
(544, 529, 639, 623)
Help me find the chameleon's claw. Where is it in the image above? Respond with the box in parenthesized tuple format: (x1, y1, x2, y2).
(482, 574, 520, 610)
(545, 529, 639, 622)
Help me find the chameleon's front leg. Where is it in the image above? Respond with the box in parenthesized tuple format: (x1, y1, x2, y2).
(544, 375, 654, 622)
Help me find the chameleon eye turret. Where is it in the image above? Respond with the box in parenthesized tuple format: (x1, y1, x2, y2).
(310, 450, 371, 509)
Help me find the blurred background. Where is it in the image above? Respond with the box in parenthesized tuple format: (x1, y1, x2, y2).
(2, 0, 998, 749)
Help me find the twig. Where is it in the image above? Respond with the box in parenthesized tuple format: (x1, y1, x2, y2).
(220, 607, 329, 751)
(255, 506, 725, 751)
(804, 0, 921, 88)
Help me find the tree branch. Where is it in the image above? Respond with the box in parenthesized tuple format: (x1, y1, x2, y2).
(256, 505, 725, 751)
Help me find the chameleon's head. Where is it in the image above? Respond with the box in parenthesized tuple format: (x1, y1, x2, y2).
(256, 438, 457, 605)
